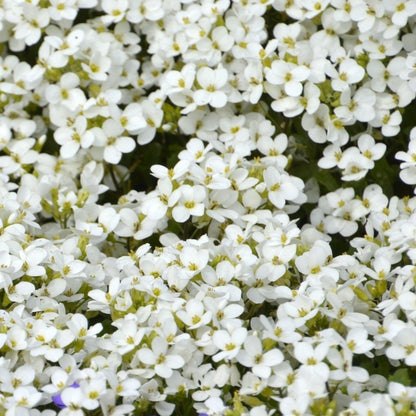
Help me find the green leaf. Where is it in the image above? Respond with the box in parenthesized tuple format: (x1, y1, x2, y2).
(167, 143, 184, 168)
(356, 355, 391, 379)
(389, 368, 412, 386)
(292, 133, 318, 159)
(314, 169, 339, 192)
(370, 156, 399, 198)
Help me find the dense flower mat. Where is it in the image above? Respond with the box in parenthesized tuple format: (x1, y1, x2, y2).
(1, 0, 416, 415)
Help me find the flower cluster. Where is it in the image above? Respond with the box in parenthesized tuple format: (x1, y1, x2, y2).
(1, 0, 416, 416)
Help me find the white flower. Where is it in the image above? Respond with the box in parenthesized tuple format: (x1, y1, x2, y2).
(263, 166, 304, 209)
(0, 138, 38, 176)
(266, 60, 310, 97)
(310, 8, 351, 53)
(31, 327, 74, 362)
(151, 159, 190, 180)
(179, 110, 219, 140)
(350, 0, 384, 33)
(39, 30, 84, 68)
(383, 0, 416, 27)
(386, 327, 416, 365)
(18, 246, 47, 277)
(219, 115, 249, 142)
(338, 147, 373, 182)
(328, 347, 369, 382)
(301, 104, 332, 144)
(396, 129, 416, 186)
(6, 281, 35, 303)
(212, 327, 248, 362)
(0, 122, 11, 151)
(273, 0, 306, 17)
(357, 134, 386, 164)
(54, 116, 94, 159)
(179, 138, 212, 163)
(110, 102, 147, 133)
(282, 291, 324, 323)
(179, 246, 209, 276)
(93, 119, 135, 164)
(60, 386, 85, 416)
(374, 110, 402, 137)
(45, 72, 85, 111)
(349, 395, 395, 416)
(327, 58, 365, 92)
(259, 315, 302, 344)
(203, 397, 228, 416)
(48, 0, 78, 21)
(162, 64, 196, 96)
(88, 277, 122, 314)
(237, 335, 283, 378)
(126, 0, 164, 22)
(194, 66, 228, 108)
(201, 262, 242, 302)
(197, 25, 234, 61)
(14, 5, 50, 46)
(6, 386, 42, 414)
(366, 57, 404, 93)
(1, 0, 416, 412)
(79, 376, 107, 410)
(137, 100, 164, 145)
(67, 313, 102, 341)
(293, 341, 330, 380)
(6, 325, 27, 351)
(279, 396, 310, 416)
(388, 382, 416, 401)
(272, 22, 303, 49)
(240, 373, 268, 396)
(243, 61, 264, 104)
(142, 180, 172, 221)
(345, 327, 374, 354)
(271, 84, 315, 117)
(335, 88, 376, 123)
(303, 0, 330, 18)
(101, 0, 128, 24)
(318, 144, 343, 169)
(81, 53, 111, 82)
(247, 263, 283, 304)
(169, 184, 206, 222)
(176, 298, 212, 329)
(137, 336, 185, 378)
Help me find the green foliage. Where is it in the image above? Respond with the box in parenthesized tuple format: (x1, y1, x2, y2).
(389, 368, 414, 387)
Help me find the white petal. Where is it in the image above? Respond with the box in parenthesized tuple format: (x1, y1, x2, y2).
(104, 146, 122, 164)
(285, 81, 303, 97)
(172, 206, 190, 223)
(193, 89, 211, 106)
(252, 364, 271, 379)
(400, 167, 416, 185)
(137, 348, 155, 365)
(196, 67, 213, 88)
(155, 364, 172, 378)
(210, 91, 227, 108)
(115, 136, 135, 153)
(165, 354, 185, 369)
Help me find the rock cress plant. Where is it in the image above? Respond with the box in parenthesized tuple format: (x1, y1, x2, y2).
(0, 1, 416, 416)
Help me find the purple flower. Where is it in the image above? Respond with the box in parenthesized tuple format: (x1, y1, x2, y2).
(52, 382, 80, 409)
